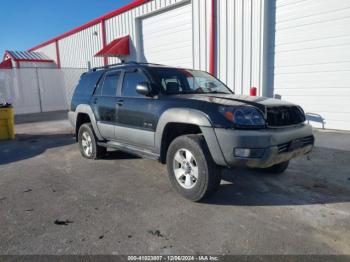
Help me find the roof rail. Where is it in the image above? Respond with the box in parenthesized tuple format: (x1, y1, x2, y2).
(91, 61, 167, 71)
(91, 61, 139, 71)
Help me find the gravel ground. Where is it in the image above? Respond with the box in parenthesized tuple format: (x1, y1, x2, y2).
(0, 111, 349, 255)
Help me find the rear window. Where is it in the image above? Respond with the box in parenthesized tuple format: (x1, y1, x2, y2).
(71, 71, 103, 110)
(73, 71, 103, 98)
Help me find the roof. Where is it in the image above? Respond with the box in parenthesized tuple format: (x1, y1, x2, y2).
(3, 51, 54, 63)
(28, 0, 151, 52)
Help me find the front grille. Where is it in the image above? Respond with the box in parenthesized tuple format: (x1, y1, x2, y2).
(267, 106, 305, 127)
(301, 135, 315, 147)
(277, 141, 290, 154)
(277, 135, 314, 154)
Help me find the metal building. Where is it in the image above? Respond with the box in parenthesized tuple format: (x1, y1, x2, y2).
(0, 51, 56, 69)
(26, 0, 350, 131)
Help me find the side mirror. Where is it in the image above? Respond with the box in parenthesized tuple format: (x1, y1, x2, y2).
(136, 82, 152, 97)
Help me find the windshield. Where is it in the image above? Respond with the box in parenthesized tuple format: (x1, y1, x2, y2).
(153, 68, 233, 95)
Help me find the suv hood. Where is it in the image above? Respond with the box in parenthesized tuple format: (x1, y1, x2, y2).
(173, 93, 295, 113)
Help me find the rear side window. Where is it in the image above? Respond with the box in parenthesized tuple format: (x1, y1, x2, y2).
(101, 71, 120, 97)
(122, 71, 149, 97)
(73, 71, 103, 97)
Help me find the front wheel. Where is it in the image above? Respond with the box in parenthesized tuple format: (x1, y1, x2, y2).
(78, 123, 106, 160)
(166, 135, 221, 202)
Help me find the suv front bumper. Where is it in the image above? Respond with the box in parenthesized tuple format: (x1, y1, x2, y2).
(212, 124, 314, 168)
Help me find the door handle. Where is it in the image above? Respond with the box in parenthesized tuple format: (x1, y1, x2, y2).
(117, 99, 124, 106)
(92, 97, 98, 104)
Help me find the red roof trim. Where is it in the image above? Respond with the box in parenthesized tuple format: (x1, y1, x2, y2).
(28, 0, 151, 52)
(0, 59, 12, 69)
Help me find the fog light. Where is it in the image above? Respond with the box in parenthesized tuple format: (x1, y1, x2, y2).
(234, 148, 264, 158)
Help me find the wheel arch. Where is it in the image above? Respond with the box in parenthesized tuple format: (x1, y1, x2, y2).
(74, 104, 103, 141)
(156, 108, 227, 166)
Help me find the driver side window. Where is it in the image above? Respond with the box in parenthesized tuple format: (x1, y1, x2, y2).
(122, 70, 149, 97)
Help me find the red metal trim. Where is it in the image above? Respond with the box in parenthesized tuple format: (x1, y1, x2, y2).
(209, 0, 216, 75)
(28, 0, 151, 52)
(55, 41, 61, 68)
(101, 20, 108, 66)
(0, 59, 13, 69)
(95, 35, 130, 57)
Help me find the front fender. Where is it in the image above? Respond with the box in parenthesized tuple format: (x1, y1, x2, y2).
(155, 108, 227, 166)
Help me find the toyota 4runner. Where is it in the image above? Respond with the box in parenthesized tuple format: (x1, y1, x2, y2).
(69, 62, 314, 201)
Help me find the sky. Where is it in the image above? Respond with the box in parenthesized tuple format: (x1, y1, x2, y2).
(0, 0, 131, 57)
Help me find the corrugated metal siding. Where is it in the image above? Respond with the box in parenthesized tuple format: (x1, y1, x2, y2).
(31, 43, 57, 63)
(271, 0, 350, 130)
(105, 0, 183, 65)
(192, 0, 211, 72)
(59, 24, 104, 68)
(18, 62, 56, 68)
(216, 0, 265, 95)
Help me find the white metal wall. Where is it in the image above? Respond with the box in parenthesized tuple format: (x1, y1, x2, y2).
(59, 24, 104, 69)
(34, 42, 57, 64)
(192, 0, 211, 72)
(19, 61, 56, 68)
(216, 0, 265, 95)
(271, 0, 350, 130)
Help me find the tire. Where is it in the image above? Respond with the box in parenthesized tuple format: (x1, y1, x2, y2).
(78, 123, 106, 160)
(260, 160, 289, 174)
(166, 135, 221, 202)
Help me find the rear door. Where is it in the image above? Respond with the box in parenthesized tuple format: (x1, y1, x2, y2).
(92, 70, 121, 140)
(114, 68, 156, 149)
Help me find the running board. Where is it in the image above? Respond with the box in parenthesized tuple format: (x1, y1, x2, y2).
(98, 141, 160, 161)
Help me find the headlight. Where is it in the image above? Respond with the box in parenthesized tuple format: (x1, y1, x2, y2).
(219, 106, 266, 128)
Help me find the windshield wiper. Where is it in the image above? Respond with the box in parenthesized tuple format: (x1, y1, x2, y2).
(206, 91, 229, 94)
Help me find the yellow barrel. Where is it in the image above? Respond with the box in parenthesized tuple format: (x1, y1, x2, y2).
(0, 107, 15, 140)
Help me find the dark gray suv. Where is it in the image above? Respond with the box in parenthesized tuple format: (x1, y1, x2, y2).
(68, 62, 314, 201)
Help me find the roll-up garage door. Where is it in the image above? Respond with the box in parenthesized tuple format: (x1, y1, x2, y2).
(140, 3, 193, 68)
(272, 0, 350, 130)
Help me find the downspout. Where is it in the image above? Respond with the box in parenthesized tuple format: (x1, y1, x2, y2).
(261, 0, 275, 97)
(55, 40, 61, 69)
(209, 0, 216, 75)
(101, 20, 108, 66)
